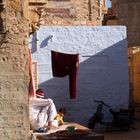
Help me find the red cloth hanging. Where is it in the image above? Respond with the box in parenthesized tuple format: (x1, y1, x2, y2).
(29, 49, 35, 97)
(51, 51, 79, 99)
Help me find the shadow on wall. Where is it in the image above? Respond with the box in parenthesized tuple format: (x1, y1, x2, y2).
(30, 34, 54, 53)
(30, 33, 37, 53)
(40, 35, 53, 48)
(32, 39, 129, 126)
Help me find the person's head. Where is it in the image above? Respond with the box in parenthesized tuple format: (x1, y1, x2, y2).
(36, 88, 44, 98)
(58, 108, 66, 115)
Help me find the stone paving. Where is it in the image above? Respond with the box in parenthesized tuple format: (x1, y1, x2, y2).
(102, 119, 140, 140)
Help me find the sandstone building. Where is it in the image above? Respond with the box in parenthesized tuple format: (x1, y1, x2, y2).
(104, 0, 140, 105)
(29, 0, 107, 33)
(0, 0, 29, 139)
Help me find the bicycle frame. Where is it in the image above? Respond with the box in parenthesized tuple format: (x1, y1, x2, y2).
(88, 100, 134, 131)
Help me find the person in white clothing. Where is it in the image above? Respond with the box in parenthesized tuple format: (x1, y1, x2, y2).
(29, 89, 57, 132)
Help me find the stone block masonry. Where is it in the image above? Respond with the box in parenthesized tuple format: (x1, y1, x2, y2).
(43, 0, 102, 25)
(107, 0, 140, 47)
(0, 0, 30, 139)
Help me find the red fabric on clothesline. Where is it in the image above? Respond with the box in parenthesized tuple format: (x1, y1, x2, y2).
(51, 51, 79, 99)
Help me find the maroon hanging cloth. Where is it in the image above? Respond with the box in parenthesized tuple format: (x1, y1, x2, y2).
(51, 51, 79, 99)
(29, 49, 35, 97)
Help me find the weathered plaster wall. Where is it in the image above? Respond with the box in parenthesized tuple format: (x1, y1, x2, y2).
(0, 0, 29, 139)
(29, 26, 129, 126)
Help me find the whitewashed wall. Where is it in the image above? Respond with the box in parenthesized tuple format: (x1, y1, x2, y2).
(29, 26, 129, 126)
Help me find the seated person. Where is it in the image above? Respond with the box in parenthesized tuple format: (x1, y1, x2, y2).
(29, 88, 57, 132)
(55, 108, 66, 126)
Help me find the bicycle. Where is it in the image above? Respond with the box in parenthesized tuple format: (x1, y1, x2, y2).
(88, 100, 134, 131)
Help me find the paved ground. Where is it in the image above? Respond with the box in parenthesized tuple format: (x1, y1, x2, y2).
(31, 121, 140, 140)
(98, 119, 140, 140)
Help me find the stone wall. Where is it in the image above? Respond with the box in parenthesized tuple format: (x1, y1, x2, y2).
(0, 0, 29, 139)
(28, 0, 107, 34)
(37, 0, 106, 26)
(106, 0, 140, 47)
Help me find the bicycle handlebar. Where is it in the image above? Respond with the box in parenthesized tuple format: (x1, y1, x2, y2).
(94, 100, 103, 103)
(94, 100, 111, 108)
